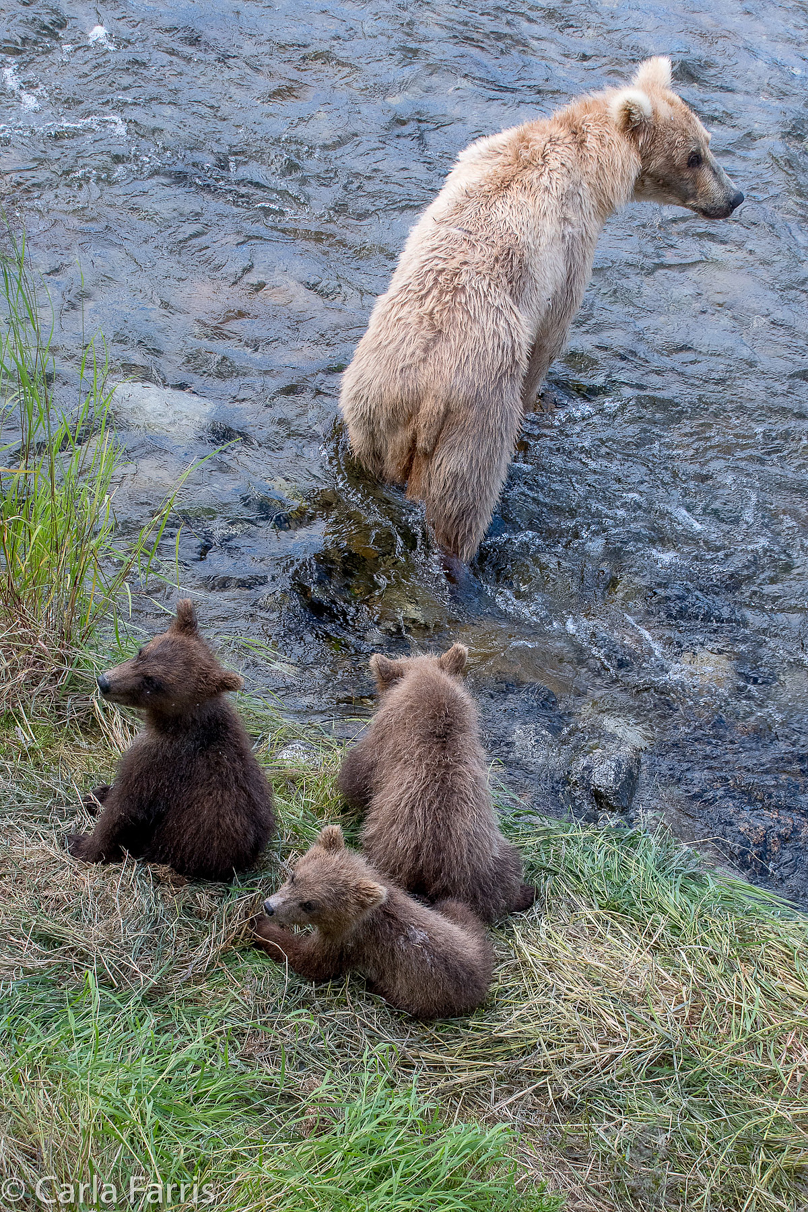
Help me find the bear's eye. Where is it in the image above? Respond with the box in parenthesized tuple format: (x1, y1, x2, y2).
(687, 151, 703, 169)
(300, 901, 316, 912)
(141, 675, 162, 694)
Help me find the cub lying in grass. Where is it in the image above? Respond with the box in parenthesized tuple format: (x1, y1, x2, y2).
(67, 600, 275, 880)
(253, 825, 494, 1019)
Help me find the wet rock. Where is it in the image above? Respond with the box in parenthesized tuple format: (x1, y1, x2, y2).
(511, 722, 558, 770)
(275, 740, 322, 768)
(570, 745, 641, 814)
(112, 382, 215, 438)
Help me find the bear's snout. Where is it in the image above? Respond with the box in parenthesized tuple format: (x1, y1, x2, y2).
(263, 899, 275, 915)
(730, 189, 745, 212)
(97, 673, 111, 694)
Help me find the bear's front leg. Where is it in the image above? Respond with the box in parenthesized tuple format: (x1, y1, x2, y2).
(82, 784, 112, 816)
(65, 788, 138, 864)
(253, 916, 344, 982)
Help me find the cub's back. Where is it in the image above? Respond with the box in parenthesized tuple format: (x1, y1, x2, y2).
(362, 665, 500, 887)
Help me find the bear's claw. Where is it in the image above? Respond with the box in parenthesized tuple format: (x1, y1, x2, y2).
(82, 785, 111, 815)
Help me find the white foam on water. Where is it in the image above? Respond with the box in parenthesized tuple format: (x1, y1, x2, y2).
(47, 114, 127, 138)
(2, 63, 41, 111)
(671, 504, 705, 533)
(88, 25, 114, 49)
(0, 113, 127, 139)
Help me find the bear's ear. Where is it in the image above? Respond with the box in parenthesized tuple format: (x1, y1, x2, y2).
(609, 87, 653, 134)
(353, 878, 387, 912)
(318, 824, 345, 852)
(218, 670, 243, 694)
(171, 599, 199, 636)
(439, 643, 468, 676)
(369, 653, 405, 688)
(634, 56, 673, 93)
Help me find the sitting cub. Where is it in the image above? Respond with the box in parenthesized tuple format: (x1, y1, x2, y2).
(67, 600, 275, 880)
(253, 825, 493, 1019)
(337, 644, 535, 922)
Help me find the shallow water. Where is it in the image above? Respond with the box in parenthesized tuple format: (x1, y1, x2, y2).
(2, 0, 807, 899)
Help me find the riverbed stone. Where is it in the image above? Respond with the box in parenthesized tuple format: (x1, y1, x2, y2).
(112, 382, 215, 438)
(569, 745, 641, 813)
(511, 722, 558, 770)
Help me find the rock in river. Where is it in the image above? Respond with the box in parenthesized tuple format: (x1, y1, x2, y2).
(570, 745, 642, 814)
(112, 382, 215, 438)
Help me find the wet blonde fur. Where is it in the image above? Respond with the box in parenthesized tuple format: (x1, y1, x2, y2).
(340, 57, 742, 561)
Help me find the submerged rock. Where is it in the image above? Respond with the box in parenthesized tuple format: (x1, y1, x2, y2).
(112, 382, 215, 438)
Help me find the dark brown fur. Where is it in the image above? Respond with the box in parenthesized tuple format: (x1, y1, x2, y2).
(337, 644, 535, 923)
(66, 601, 275, 880)
(254, 825, 494, 1019)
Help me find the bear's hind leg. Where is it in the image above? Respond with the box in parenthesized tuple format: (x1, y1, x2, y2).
(420, 384, 523, 563)
(66, 788, 146, 864)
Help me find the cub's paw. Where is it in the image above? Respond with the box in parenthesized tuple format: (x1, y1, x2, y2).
(514, 882, 537, 912)
(82, 785, 111, 815)
(253, 914, 292, 961)
(65, 833, 95, 861)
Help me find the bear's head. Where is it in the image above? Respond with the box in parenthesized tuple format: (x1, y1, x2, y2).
(263, 825, 387, 934)
(96, 599, 243, 716)
(369, 643, 468, 692)
(610, 57, 743, 219)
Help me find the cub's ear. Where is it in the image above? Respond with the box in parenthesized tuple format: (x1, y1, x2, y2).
(318, 824, 345, 852)
(439, 643, 468, 676)
(354, 878, 387, 912)
(369, 653, 405, 688)
(634, 55, 673, 93)
(609, 87, 653, 134)
(218, 671, 243, 693)
(171, 599, 199, 636)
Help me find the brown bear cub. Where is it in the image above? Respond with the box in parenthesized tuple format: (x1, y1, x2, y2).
(67, 600, 275, 880)
(337, 644, 535, 923)
(253, 825, 494, 1019)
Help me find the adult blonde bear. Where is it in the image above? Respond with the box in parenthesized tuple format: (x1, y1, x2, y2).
(340, 58, 743, 563)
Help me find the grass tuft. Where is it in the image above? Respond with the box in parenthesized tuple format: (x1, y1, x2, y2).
(0, 233, 181, 714)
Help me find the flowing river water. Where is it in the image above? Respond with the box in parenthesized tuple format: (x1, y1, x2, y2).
(2, 1, 807, 901)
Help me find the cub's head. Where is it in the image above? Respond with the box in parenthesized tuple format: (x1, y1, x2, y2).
(96, 599, 242, 715)
(263, 825, 387, 933)
(610, 56, 743, 219)
(369, 643, 468, 692)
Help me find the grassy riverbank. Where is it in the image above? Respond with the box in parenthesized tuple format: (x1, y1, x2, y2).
(1, 700, 806, 1211)
(2, 241, 806, 1211)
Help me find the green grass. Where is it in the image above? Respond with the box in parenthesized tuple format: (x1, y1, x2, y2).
(3, 973, 548, 1212)
(0, 233, 177, 713)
